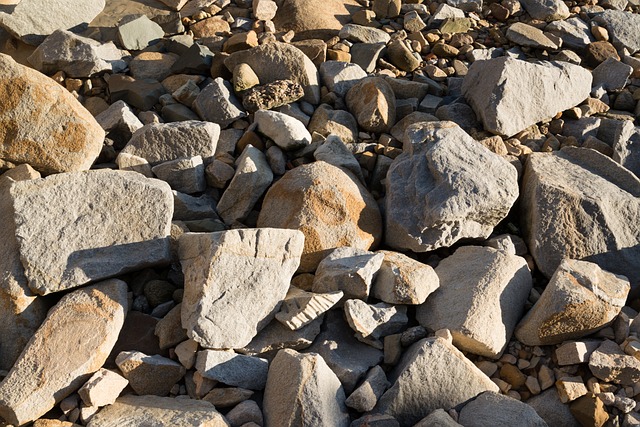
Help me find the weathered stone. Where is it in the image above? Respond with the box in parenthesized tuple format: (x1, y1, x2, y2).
(387, 40, 422, 72)
(203, 388, 254, 409)
(0, 53, 105, 174)
(614, 127, 640, 178)
(151, 156, 205, 194)
(171, 43, 214, 75)
(569, 393, 609, 427)
(385, 121, 519, 252)
(172, 191, 218, 221)
(192, 78, 247, 127)
(320, 61, 367, 97)
(78, 369, 128, 408)
(527, 389, 581, 427)
(588, 339, 640, 386)
(129, 51, 178, 82)
(520, 147, 640, 283)
(242, 80, 304, 113)
(592, 57, 633, 92)
(108, 75, 166, 111)
(263, 349, 350, 427)
(555, 340, 600, 365)
(118, 120, 220, 166)
(273, 0, 361, 40)
(254, 109, 311, 150)
(226, 400, 262, 427)
(115, 351, 185, 396)
(179, 228, 304, 349)
(372, 250, 439, 305)
(373, 337, 499, 426)
(593, 10, 640, 54)
(506, 22, 560, 49)
(189, 16, 230, 38)
(0, 280, 127, 426)
(257, 161, 382, 272)
(458, 391, 548, 426)
(515, 259, 630, 346)
(196, 350, 268, 390)
(105, 311, 166, 369)
(117, 15, 164, 51)
(276, 287, 342, 330)
(308, 105, 358, 144)
(238, 316, 322, 358)
(346, 77, 396, 134)
(545, 17, 593, 50)
(519, 0, 569, 21)
(345, 366, 390, 413)
(233, 63, 260, 93)
(314, 135, 363, 183)
(351, 42, 386, 73)
(344, 299, 408, 348)
(95, 100, 143, 149)
(462, 57, 592, 137)
(86, 395, 228, 427)
(414, 409, 463, 427)
(339, 24, 391, 44)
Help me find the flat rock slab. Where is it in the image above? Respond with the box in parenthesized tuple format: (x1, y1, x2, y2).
(458, 391, 548, 426)
(0, 280, 127, 426)
(0, 53, 104, 174)
(462, 57, 592, 137)
(86, 395, 229, 427)
(273, 0, 362, 39)
(0, 0, 105, 45)
(521, 146, 640, 283)
(179, 228, 304, 349)
(10, 170, 173, 295)
(115, 351, 185, 396)
(196, 350, 269, 390)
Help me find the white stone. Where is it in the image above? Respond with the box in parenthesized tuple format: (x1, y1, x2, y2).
(78, 369, 128, 408)
(319, 60, 368, 97)
(344, 299, 408, 348)
(192, 78, 247, 127)
(372, 250, 439, 305)
(254, 109, 312, 151)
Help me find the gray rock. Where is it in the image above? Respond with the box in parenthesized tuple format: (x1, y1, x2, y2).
(385, 121, 519, 252)
(0, 0, 105, 45)
(152, 156, 206, 194)
(179, 228, 304, 349)
(515, 259, 630, 346)
(506, 22, 560, 50)
(390, 111, 439, 142)
(372, 250, 439, 305)
(588, 339, 640, 386)
(196, 350, 269, 390)
(373, 337, 499, 426)
(593, 10, 640, 54)
(520, 147, 640, 283)
(314, 135, 364, 182)
(0, 280, 127, 426)
(254, 109, 312, 151)
(458, 392, 548, 426)
(172, 191, 218, 221)
(117, 120, 220, 166)
(226, 400, 263, 427)
(414, 409, 462, 427)
(519, 0, 569, 21)
(10, 170, 173, 295)
(192, 78, 247, 127)
(238, 316, 323, 358)
(117, 15, 164, 51)
(346, 366, 390, 413)
(339, 24, 391, 44)
(28, 29, 128, 77)
(95, 100, 144, 147)
(462, 57, 592, 137)
(154, 304, 187, 349)
(351, 42, 386, 73)
(202, 387, 254, 409)
(217, 145, 273, 225)
(434, 102, 479, 133)
(417, 246, 531, 358)
(275, 287, 342, 330)
(108, 74, 166, 111)
(115, 351, 185, 396)
(526, 389, 581, 427)
(614, 126, 640, 177)
(592, 57, 633, 92)
(320, 61, 368, 97)
(263, 349, 350, 427)
(344, 300, 408, 349)
(545, 17, 593, 50)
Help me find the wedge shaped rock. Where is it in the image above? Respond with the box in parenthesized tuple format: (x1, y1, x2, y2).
(275, 287, 342, 330)
(254, 109, 312, 151)
(115, 351, 185, 396)
(372, 250, 439, 305)
(458, 391, 549, 426)
(192, 78, 247, 127)
(196, 350, 269, 390)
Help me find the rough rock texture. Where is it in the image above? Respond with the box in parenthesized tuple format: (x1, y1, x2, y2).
(373, 337, 499, 426)
(115, 351, 185, 396)
(239, 316, 322, 357)
(0, 53, 105, 174)
(179, 228, 304, 348)
(520, 147, 640, 283)
(78, 369, 129, 408)
(519, 0, 570, 21)
(588, 340, 640, 386)
(515, 259, 630, 346)
(0, 280, 127, 426)
(275, 287, 342, 330)
(593, 10, 640, 54)
(526, 389, 581, 427)
(192, 78, 247, 127)
(257, 161, 382, 272)
(418, 246, 531, 358)
(263, 349, 350, 427)
(385, 121, 519, 252)
(462, 57, 592, 137)
(414, 409, 462, 427)
(345, 366, 390, 413)
(458, 391, 549, 426)
(10, 170, 173, 295)
(196, 350, 269, 390)
(372, 250, 439, 305)
(345, 77, 396, 134)
(254, 109, 312, 150)
(272, 0, 362, 40)
(344, 300, 408, 348)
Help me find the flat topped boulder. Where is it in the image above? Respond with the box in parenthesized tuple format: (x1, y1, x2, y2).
(462, 57, 592, 137)
(10, 170, 173, 295)
(273, 0, 362, 40)
(0, 53, 104, 174)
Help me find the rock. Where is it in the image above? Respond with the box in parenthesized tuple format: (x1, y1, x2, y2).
(157, 0, 188, 11)
(172, 191, 218, 221)
(387, 40, 422, 72)
(588, 339, 640, 386)
(418, 246, 531, 358)
(86, 395, 228, 427)
(196, 350, 269, 390)
(555, 340, 601, 365)
(175, 339, 198, 369)
(203, 388, 254, 409)
(151, 156, 206, 194)
(518, 0, 569, 21)
(95, 100, 144, 148)
(346, 77, 396, 134)
(569, 393, 609, 427)
(0, 280, 127, 426)
(345, 366, 390, 413)
(320, 61, 367, 98)
(344, 300, 408, 348)
(275, 287, 342, 330)
(373, 0, 401, 18)
(339, 24, 391, 44)
(28, 30, 127, 77)
(263, 349, 350, 427)
(129, 52, 178, 81)
(414, 409, 462, 427)
(308, 105, 358, 144)
(0, 0, 105, 45)
(592, 57, 633, 92)
(314, 136, 363, 183)
(545, 17, 594, 50)
(520, 147, 640, 283)
(593, 10, 640, 54)
(226, 400, 262, 427)
(117, 120, 220, 166)
(527, 389, 581, 427)
(385, 121, 519, 252)
(404, 10, 427, 31)
(192, 78, 247, 127)
(115, 351, 185, 396)
(108, 75, 167, 111)
(312, 247, 384, 301)
(224, 42, 320, 104)
(117, 15, 164, 51)
(239, 316, 322, 358)
(179, 228, 304, 349)
(253, 0, 278, 20)
(515, 259, 630, 346)
(205, 159, 235, 188)
(0, 53, 105, 174)
(505, 22, 560, 50)
(257, 161, 382, 272)
(462, 57, 592, 137)
(189, 16, 230, 38)
(373, 337, 499, 426)
(272, 0, 361, 40)
(254, 109, 312, 150)
(233, 63, 260, 93)
(614, 127, 640, 177)
(217, 145, 273, 225)
(351, 42, 386, 73)
(105, 311, 166, 369)
(170, 43, 214, 75)
(372, 250, 439, 305)
(242, 80, 304, 113)
(78, 369, 129, 408)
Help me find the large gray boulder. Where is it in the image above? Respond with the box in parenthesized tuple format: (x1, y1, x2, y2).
(593, 10, 640, 54)
(518, 0, 569, 21)
(458, 392, 548, 426)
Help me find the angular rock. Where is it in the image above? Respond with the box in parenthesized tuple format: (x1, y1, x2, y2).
(118, 120, 220, 166)
(344, 300, 408, 349)
(242, 79, 304, 113)
(86, 395, 228, 427)
(129, 51, 178, 81)
(189, 16, 230, 38)
(308, 105, 358, 144)
(238, 316, 322, 358)
(226, 400, 262, 427)
(520, 147, 640, 283)
(506, 22, 559, 49)
(196, 350, 269, 390)
(387, 40, 421, 72)
(273, 0, 361, 40)
(339, 24, 391, 44)
(0, 53, 105, 174)
(95, 100, 144, 148)
(592, 57, 633, 92)
(179, 228, 304, 349)
(545, 17, 593, 50)
(614, 126, 640, 178)
(115, 351, 185, 396)
(117, 15, 164, 51)
(217, 145, 273, 225)
(462, 57, 592, 137)
(385, 121, 519, 252)
(275, 287, 342, 330)
(263, 349, 350, 427)
(414, 409, 462, 427)
(257, 161, 382, 272)
(519, 0, 569, 21)
(320, 60, 368, 97)
(78, 369, 128, 408)
(372, 250, 439, 305)
(346, 77, 396, 134)
(172, 191, 218, 221)
(10, 170, 172, 295)
(458, 391, 548, 426)
(151, 156, 206, 194)
(254, 109, 312, 150)
(108, 74, 166, 111)
(314, 135, 364, 182)
(588, 339, 640, 386)
(192, 78, 247, 127)
(527, 389, 581, 427)
(0, 280, 127, 426)
(203, 388, 254, 409)
(569, 393, 609, 427)
(345, 365, 390, 413)
(515, 259, 630, 346)
(373, 337, 499, 426)
(593, 10, 640, 54)
(417, 246, 531, 358)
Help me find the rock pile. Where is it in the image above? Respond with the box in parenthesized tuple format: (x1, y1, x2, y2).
(0, 0, 639, 425)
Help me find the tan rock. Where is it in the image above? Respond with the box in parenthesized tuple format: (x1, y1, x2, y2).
(345, 77, 396, 134)
(190, 16, 230, 38)
(275, 287, 342, 330)
(556, 376, 588, 403)
(0, 53, 104, 174)
(272, 0, 362, 40)
(115, 351, 186, 396)
(78, 369, 128, 408)
(203, 388, 254, 408)
(372, 250, 439, 305)
(570, 393, 609, 427)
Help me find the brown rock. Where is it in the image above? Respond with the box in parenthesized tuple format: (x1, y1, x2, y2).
(372, 0, 401, 18)
(570, 393, 609, 427)
(242, 79, 304, 113)
(223, 31, 259, 54)
(586, 41, 620, 68)
(346, 77, 396, 134)
(273, 0, 363, 40)
(500, 363, 527, 389)
(129, 52, 178, 81)
(190, 17, 230, 38)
